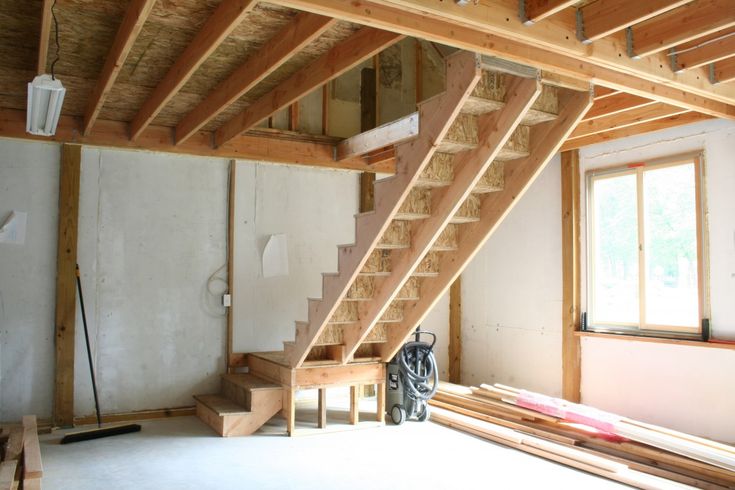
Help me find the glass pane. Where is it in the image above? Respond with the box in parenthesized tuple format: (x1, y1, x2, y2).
(643, 163, 699, 328)
(591, 174, 640, 324)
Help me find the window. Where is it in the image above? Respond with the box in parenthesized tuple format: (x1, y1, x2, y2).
(586, 154, 705, 336)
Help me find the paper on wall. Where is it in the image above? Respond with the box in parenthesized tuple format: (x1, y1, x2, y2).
(262, 233, 289, 278)
(0, 210, 27, 245)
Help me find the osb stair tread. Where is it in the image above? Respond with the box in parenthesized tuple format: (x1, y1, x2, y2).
(222, 373, 281, 391)
(194, 394, 250, 416)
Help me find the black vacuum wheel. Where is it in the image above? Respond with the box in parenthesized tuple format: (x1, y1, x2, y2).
(417, 403, 431, 422)
(390, 404, 406, 425)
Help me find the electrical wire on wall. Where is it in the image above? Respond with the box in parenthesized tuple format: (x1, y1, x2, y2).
(202, 263, 228, 318)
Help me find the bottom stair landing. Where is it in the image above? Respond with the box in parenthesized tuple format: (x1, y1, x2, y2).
(195, 352, 387, 437)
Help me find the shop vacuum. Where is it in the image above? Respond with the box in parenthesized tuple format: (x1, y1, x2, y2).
(385, 328, 439, 425)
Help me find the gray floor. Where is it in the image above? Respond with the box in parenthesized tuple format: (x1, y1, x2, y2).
(39, 407, 627, 490)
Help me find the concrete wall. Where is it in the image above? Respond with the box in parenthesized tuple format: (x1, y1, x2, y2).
(452, 118, 735, 441)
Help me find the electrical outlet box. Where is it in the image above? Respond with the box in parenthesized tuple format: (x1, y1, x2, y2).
(222, 294, 231, 307)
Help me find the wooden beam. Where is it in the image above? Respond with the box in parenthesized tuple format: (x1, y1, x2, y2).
(577, 0, 691, 43)
(82, 0, 156, 136)
(628, 0, 735, 59)
(360, 67, 378, 214)
(215, 28, 404, 147)
(37, 0, 53, 74)
(561, 150, 581, 403)
(560, 111, 714, 151)
(593, 86, 619, 100)
(448, 278, 462, 384)
(521, 0, 577, 25)
(379, 89, 593, 362)
(175, 13, 336, 144)
(129, 0, 256, 140)
(582, 93, 656, 121)
(712, 57, 735, 83)
(318, 388, 327, 428)
(673, 32, 735, 71)
(53, 143, 81, 427)
(268, 0, 735, 119)
(349, 385, 360, 425)
(336, 112, 419, 160)
(569, 102, 689, 139)
(0, 108, 394, 173)
(226, 160, 235, 373)
(21, 416, 43, 481)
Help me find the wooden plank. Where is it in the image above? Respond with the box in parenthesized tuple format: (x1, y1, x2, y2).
(575, 330, 735, 351)
(343, 76, 542, 363)
(73, 406, 195, 425)
(0, 461, 17, 490)
(379, 89, 593, 361)
(521, 0, 578, 25)
(674, 33, 735, 71)
(175, 13, 336, 144)
(129, 0, 257, 140)
(37, 0, 53, 74)
(578, 0, 691, 43)
(22, 416, 43, 480)
(4, 428, 24, 462)
(294, 362, 385, 389)
(448, 278, 462, 384)
(215, 28, 404, 146)
(318, 388, 327, 428)
(226, 160, 235, 373)
(336, 112, 419, 160)
(349, 385, 360, 425)
(82, 0, 156, 135)
(713, 57, 735, 83)
(628, 0, 735, 58)
(582, 93, 656, 121)
(560, 111, 714, 151)
(593, 86, 619, 100)
(561, 150, 581, 403)
(284, 388, 296, 436)
(53, 144, 81, 427)
(376, 383, 386, 423)
(569, 102, 689, 139)
(268, 0, 735, 118)
(0, 109, 393, 174)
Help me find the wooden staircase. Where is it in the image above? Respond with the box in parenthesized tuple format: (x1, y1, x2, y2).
(194, 373, 283, 436)
(282, 50, 593, 369)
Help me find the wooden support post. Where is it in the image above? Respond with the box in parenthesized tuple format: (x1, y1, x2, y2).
(448, 278, 462, 384)
(284, 388, 296, 436)
(561, 149, 582, 403)
(288, 102, 299, 131)
(376, 382, 386, 423)
(317, 388, 327, 428)
(226, 160, 235, 373)
(349, 385, 360, 425)
(53, 143, 82, 427)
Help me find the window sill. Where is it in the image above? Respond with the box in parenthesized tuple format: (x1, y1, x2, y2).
(574, 331, 735, 351)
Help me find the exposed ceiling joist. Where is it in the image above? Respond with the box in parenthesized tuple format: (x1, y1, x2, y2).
(582, 93, 656, 120)
(129, 0, 257, 141)
(37, 0, 53, 74)
(175, 12, 337, 145)
(215, 27, 404, 147)
(576, 0, 692, 43)
(83, 0, 157, 136)
(569, 102, 689, 139)
(673, 32, 735, 71)
(520, 0, 578, 25)
(267, 0, 735, 119)
(712, 57, 735, 83)
(627, 0, 735, 59)
(593, 86, 620, 99)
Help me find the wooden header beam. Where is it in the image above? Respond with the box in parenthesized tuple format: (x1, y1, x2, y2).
(576, 0, 691, 43)
(83, 0, 157, 136)
(673, 32, 735, 71)
(335, 112, 419, 161)
(268, 0, 735, 119)
(582, 93, 656, 121)
(175, 12, 337, 144)
(215, 27, 403, 147)
(129, 0, 256, 140)
(520, 0, 577, 25)
(569, 102, 689, 139)
(0, 108, 394, 173)
(713, 57, 735, 84)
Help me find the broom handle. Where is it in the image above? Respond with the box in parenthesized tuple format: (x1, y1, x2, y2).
(76, 264, 102, 428)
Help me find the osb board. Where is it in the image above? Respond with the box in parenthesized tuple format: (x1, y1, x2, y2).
(414, 251, 440, 276)
(432, 224, 458, 251)
(360, 250, 391, 276)
(316, 325, 343, 345)
(437, 113, 478, 154)
(329, 301, 359, 324)
(364, 323, 388, 343)
(396, 188, 431, 219)
(496, 125, 531, 161)
(473, 161, 505, 193)
(452, 194, 480, 223)
(417, 152, 455, 187)
(396, 277, 420, 300)
(380, 302, 404, 323)
(377, 220, 411, 249)
(346, 276, 375, 301)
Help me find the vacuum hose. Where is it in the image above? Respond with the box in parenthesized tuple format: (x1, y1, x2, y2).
(398, 340, 439, 402)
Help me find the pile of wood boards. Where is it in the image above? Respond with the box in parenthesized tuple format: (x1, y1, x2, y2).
(430, 382, 735, 490)
(0, 415, 43, 490)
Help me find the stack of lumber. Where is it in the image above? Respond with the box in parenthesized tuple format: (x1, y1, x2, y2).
(430, 382, 735, 490)
(0, 415, 43, 490)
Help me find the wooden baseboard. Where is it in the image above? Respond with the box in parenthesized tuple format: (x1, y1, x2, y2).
(73, 406, 195, 426)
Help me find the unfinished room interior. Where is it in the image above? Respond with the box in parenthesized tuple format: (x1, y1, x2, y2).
(2, 0, 735, 488)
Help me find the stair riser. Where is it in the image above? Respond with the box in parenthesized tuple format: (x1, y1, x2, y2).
(221, 378, 251, 410)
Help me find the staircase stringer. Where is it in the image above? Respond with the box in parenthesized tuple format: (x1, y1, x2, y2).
(340, 76, 544, 364)
(377, 87, 594, 362)
(288, 50, 483, 368)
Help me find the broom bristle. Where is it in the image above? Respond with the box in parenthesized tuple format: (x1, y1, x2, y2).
(60, 424, 141, 444)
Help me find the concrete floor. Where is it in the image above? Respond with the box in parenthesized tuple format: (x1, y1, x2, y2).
(40, 409, 628, 489)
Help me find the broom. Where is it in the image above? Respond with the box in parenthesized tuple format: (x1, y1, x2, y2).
(60, 265, 141, 444)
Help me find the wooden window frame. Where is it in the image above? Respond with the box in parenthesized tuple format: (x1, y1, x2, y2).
(585, 152, 708, 338)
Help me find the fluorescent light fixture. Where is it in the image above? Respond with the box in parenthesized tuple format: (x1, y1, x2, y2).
(27, 74, 66, 136)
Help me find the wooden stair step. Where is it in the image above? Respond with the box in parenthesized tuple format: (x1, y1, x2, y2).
(472, 161, 504, 194)
(194, 394, 249, 416)
(451, 194, 481, 224)
(414, 251, 441, 277)
(364, 322, 389, 343)
(315, 324, 344, 345)
(437, 113, 478, 154)
(376, 220, 411, 249)
(359, 249, 391, 276)
(463, 71, 559, 126)
(396, 277, 421, 300)
(345, 276, 376, 301)
(431, 224, 459, 252)
(221, 373, 281, 410)
(395, 188, 431, 220)
(416, 153, 454, 188)
(328, 301, 359, 324)
(380, 302, 404, 323)
(495, 125, 530, 161)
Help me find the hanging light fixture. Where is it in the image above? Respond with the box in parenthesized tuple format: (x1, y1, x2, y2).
(27, 0, 65, 137)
